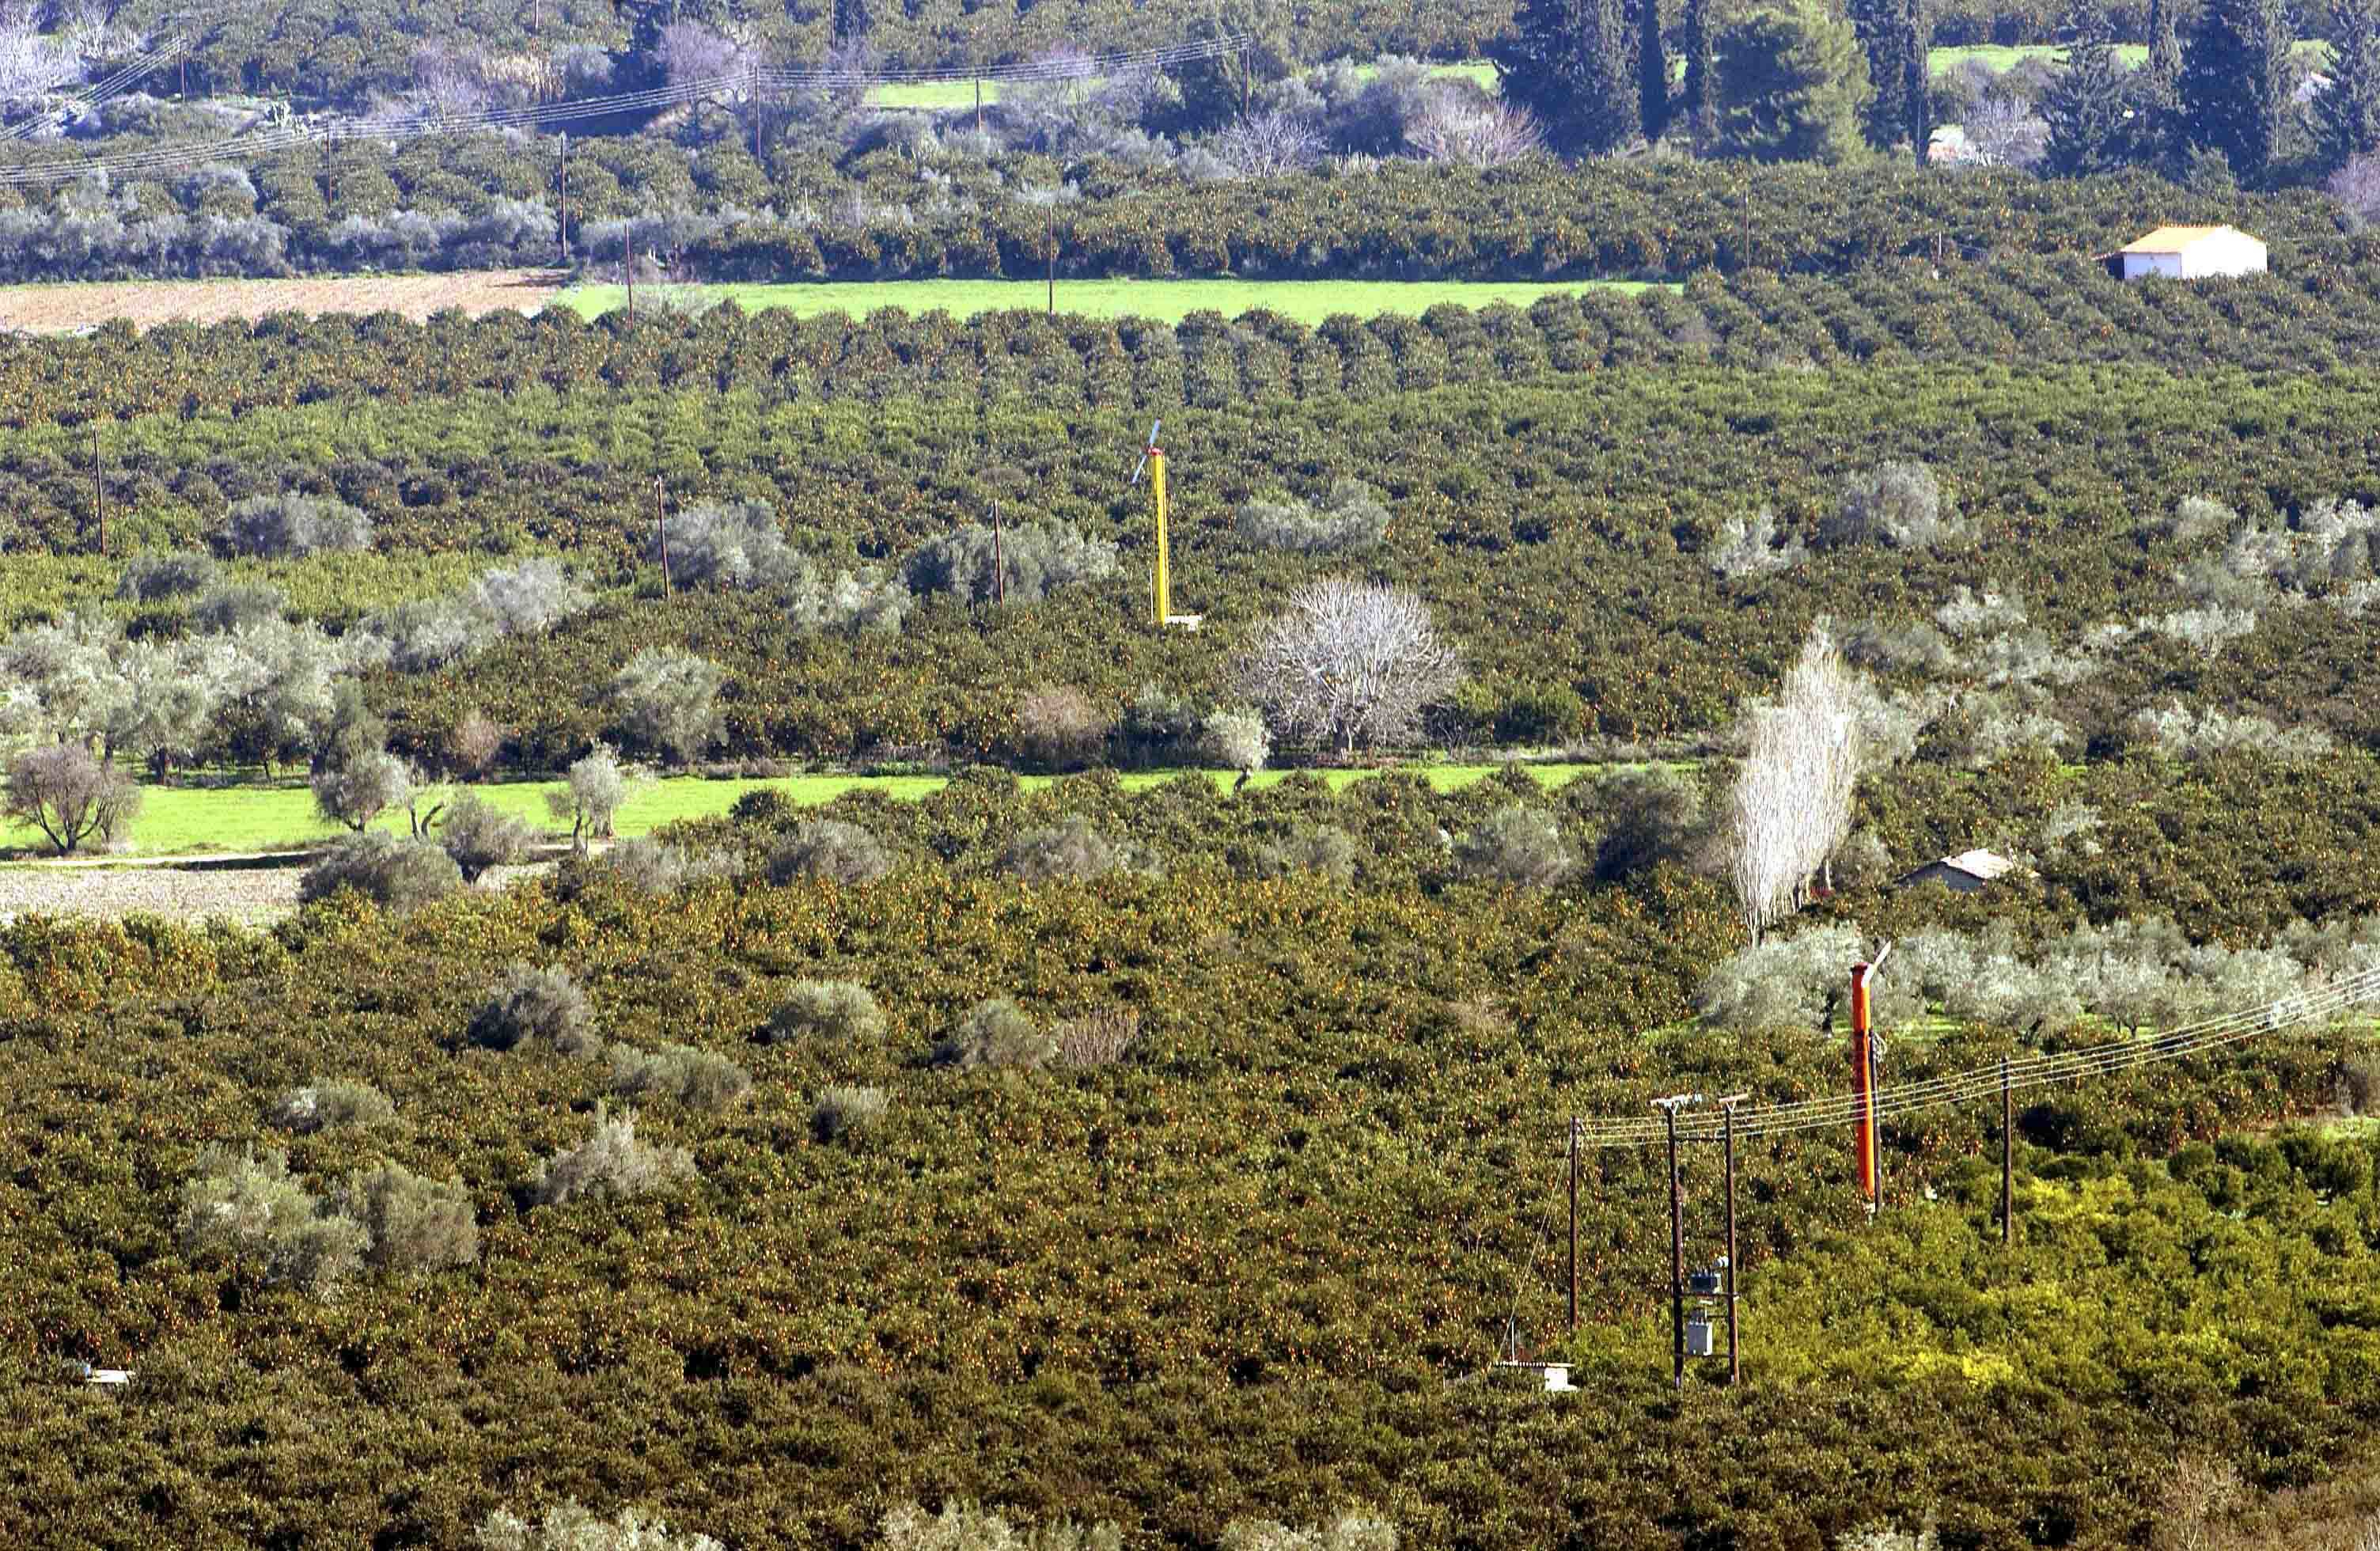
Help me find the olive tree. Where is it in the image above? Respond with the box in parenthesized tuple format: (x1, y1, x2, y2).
(545, 745, 641, 851)
(608, 648, 724, 766)
(1238, 578, 1462, 754)
(3, 743, 142, 855)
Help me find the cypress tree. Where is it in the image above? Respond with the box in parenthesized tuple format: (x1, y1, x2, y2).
(2181, 0, 2294, 181)
(1898, 0, 1931, 165)
(1492, 0, 1642, 153)
(1642, 0, 1672, 141)
(1846, 0, 1905, 149)
(2317, 0, 2380, 171)
(1682, 0, 1719, 146)
(2042, 3, 2136, 174)
(2145, 0, 2184, 93)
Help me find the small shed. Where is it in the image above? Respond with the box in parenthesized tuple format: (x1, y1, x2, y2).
(2107, 225, 2267, 282)
(1894, 848, 2019, 894)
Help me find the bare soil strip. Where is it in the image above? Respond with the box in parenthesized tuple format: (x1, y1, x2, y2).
(0, 268, 565, 333)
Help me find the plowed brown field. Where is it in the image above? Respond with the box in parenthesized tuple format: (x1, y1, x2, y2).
(0, 268, 565, 332)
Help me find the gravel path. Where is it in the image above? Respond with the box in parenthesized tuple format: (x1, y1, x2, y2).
(0, 861, 552, 925)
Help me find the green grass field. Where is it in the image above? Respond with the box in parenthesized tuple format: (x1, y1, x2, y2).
(555, 278, 1663, 327)
(869, 60, 1499, 111)
(1928, 39, 2323, 74)
(0, 764, 1597, 859)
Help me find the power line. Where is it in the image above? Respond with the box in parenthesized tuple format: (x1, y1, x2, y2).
(1575, 963, 2380, 1150)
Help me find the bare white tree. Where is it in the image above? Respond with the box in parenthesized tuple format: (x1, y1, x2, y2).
(0, 6, 82, 100)
(1961, 95, 2048, 170)
(1406, 93, 1545, 170)
(1209, 108, 1328, 176)
(1239, 578, 1462, 753)
(2330, 151, 2380, 227)
(1726, 627, 1864, 939)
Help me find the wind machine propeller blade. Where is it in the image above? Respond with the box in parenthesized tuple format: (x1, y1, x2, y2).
(1130, 419, 1160, 485)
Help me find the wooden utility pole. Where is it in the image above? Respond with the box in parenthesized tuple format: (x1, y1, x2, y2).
(91, 421, 104, 556)
(1719, 1093, 1747, 1386)
(1662, 1102, 1685, 1390)
(654, 477, 671, 600)
(974, 73, 983, 133)
(1045, 202, 1055, 317)
(2001, 1056, 2014, 1246)
(557, 134, 570, 265)
(752, 61, 763, 161)
(627, 237, 636, 315)
(991, 502, 1006, 605)
(1566, 1117, 1579, 1334)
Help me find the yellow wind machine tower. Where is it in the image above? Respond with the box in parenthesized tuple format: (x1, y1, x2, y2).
(1131, 419, 1203, 630)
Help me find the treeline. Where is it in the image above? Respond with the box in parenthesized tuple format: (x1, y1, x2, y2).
(0, 142, 2344, 283)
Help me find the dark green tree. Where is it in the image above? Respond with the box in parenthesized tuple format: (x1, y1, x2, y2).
(2180, 0, 2295, 181)
(2042, 5, 2138, 173)
(1715, 0, 1874, 162)
(1897, 0, 1931, 165)
(1682, 0, 1719, 145)
(1846, 0, 1904, 148)
(1491, 0, 1642, 153)
(2317, 0, 2380, 170)
(1641, 0, 1672, 140)
(2146, 0, 2185, 93)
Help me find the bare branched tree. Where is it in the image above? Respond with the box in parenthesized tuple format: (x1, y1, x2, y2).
(1961, 95, 2048, 169)
(1211, 108, 1328, 175)
(1406, 93, 1546, 169)
(2330, 151, 2380, 226)
(1239, 578, 1462, 754)
(1726, 627, 1863, 939)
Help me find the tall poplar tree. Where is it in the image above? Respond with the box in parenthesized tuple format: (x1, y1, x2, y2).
(2317, 0, 2380, 171)
(1491, 0, 1642, 153)
(2181, 0, 2295, 181)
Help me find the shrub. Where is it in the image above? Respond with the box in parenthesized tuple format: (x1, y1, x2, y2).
(766, 819, 892, 885)
(1055, 1007, 1141, 1067)
(449, 709, 506, 775)
(790, 566, 913, 635)
(1256, 824, 1359, 880)
(904, 518, 1120, 605)
(811, 1084, 889, 1144)
(1220, 1510, 1398, 1551)
(471, 558, 590, 635)
(438, 791, 539, 883)
(934, 997, 1056, 1069)
(476, 1501, 723, 1551)
(1705, 507, 1805, 578)
(1203, 706, 1271, 772)
(1113, 684, 1202, 768)
(1820, 462, 1959, 551)
(365, 594, 498, 673)
(1449, 805, 1575, 887)
(298, 832, 461, 910)
(468, 965, 596, 1054)
(1696, 924, 1874, 1032)
(1234, 480, 1392, 553)
(116, 551, 219, 602)
(1586, 768, 1710, 882)
(768, 980, 886, 1043)
(529, 1104, 695, 1206)
(1002, 817, 1127, 883)
(727, 787, 791, 826)
(2164, 495, 2237, 544)
(608, 647, 724, 765)
(878, 1500, 1123, 1550)
(3, 743, 142, 855)
(654, 501, 808, 590)
(1016, 685, 1111, 772)
(176, 1145, 367, 1295)
(190, 582, 287, 632)
(610, 1043, 752, 1112)
(267, 1080, 394, 1133)
(218, 493, 373, 558)
(334, 1161, 479, 1275)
